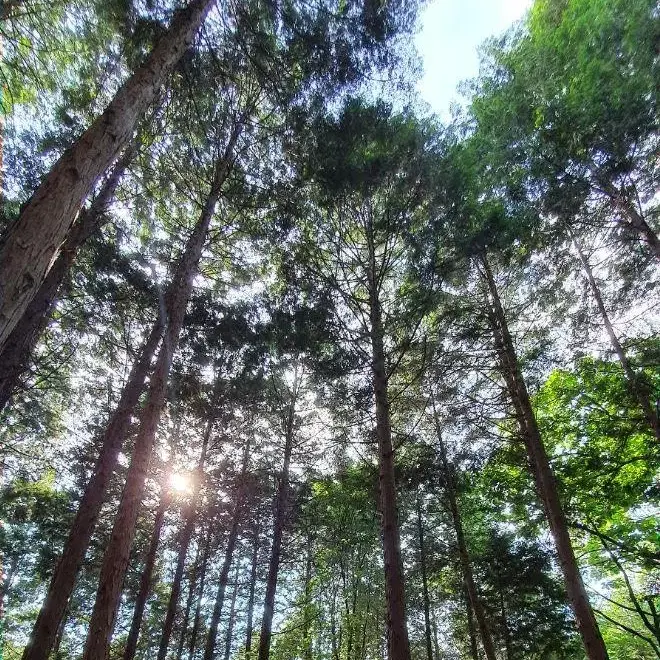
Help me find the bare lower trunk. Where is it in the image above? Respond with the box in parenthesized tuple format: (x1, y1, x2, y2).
(481, 253, 609, 660)
(21, 317, 163, 660)
(81, 164, 227, 660)
(223, 563, 240, 660)
(367, 244, 411, 660)
(0, 146, 135, 412)
(123, 491, 170, 660)
(176, 537, 203, 660)
(244, 529, 260, 660)
(204, 438, 251, 660)
(465, 591, 479, 660)
(0, 0, 215, 349)
(303, 532, 314, 660)
(415, 495, 434, 660)
(431, 403, 496, 660)
(570, 233, 659, 439)
(257, 402, 295, 660)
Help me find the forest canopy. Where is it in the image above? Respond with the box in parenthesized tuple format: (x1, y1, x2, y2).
(0, 1, 658, 660)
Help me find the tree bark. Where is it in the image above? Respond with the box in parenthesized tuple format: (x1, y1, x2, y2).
(431, 402, 497, 660)
(480, 253, 609, 660)
(244, 528, 260, 660)
(204, 438, 251, 660)
(176, 535, 204, 660)
(464, 591, 479, 660)
(0, 144, 136, 413)
(0, 0, 215, 350)
(570, 232, 660, 439)
(123, 489, 170, 660)
(366, 228, 411, 660)
(257, 395, 295, 660)
(415, 494, 434, 660)
(21, 315, 163, 660)
(81, 152, 232, 660)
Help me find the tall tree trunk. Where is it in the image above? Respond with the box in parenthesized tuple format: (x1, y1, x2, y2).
(464, 591, 479, 660)
(415, 494, 434, 660)
(0, 0, 215, 349)
(257, 396, 295, 660)
(244, 528, 260, 660)
(22, 316, 163, 660)
(81, 150, 234, 660)
(431, 402, 496, 660)
(570, 233, 660, 439)
(204, 437, 251, 660)
(366, 227, 411, 660)
(122, 489, 170, 660)
(223, 562, 240, 660)
(480, 253, 609, 660)
(187, 530, 213, 660)
(157, 404, 217, 660)
(500, 591, 512, 660)
(0, 144, 136, 413)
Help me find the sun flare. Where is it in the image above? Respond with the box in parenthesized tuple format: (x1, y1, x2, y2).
(169, 472, 192, 494)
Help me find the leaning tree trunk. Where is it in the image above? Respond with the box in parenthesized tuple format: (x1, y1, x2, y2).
(431, 402, 497, 660)
(81, 153, 232, 660)
(203, 438, 251, 660)
(123, 489, 171, 660)
(157, 407, 217, 660)
(244, 528, 260, 660)
(415, 494, 434, 660)
(570, 232, 660, 439)
(480, 253, 609, 660)
(366, 237, 411, 660)
(22, 315, 163, 660)
(257, 402, 295, 660)
(465, 592, 479, 660)
(0, 0, 215, 350)
(0, 145, 136, 412)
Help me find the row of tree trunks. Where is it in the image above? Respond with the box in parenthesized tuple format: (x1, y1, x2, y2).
(0, 143, 137, 413)
(80, 142, 237, 660)
(0, 0, 216, 350)
(257, 386, 297, 660)
(123, 489, 171, 660)
(203, 437, 251, 660)
(480, 252, 609, 660)
(431, 400, 498, 660)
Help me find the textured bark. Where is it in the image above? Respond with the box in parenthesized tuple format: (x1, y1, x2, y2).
(123, 490, 170, 660)
(22, 317, 163, 660)
(257, 397, 295, 660)
(204, 439, 251, 660)
(81, 155, 231, 660)
(415, 495, 434, 660)
(0, 0, 215, 350)
(187, 531, 213, 660)
(481, 253, 609, 660)
(244, 529, 260, 660)
(223, 563, 240, 660)
(366, 227, 411, 660)
(571, 233, 660, 440)
(464, 592, 479, 660)
(0, 146, 135, 412)
(431, 404, 496, 660)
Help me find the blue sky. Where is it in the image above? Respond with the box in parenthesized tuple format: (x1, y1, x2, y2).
(415, 0, 532, 117)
